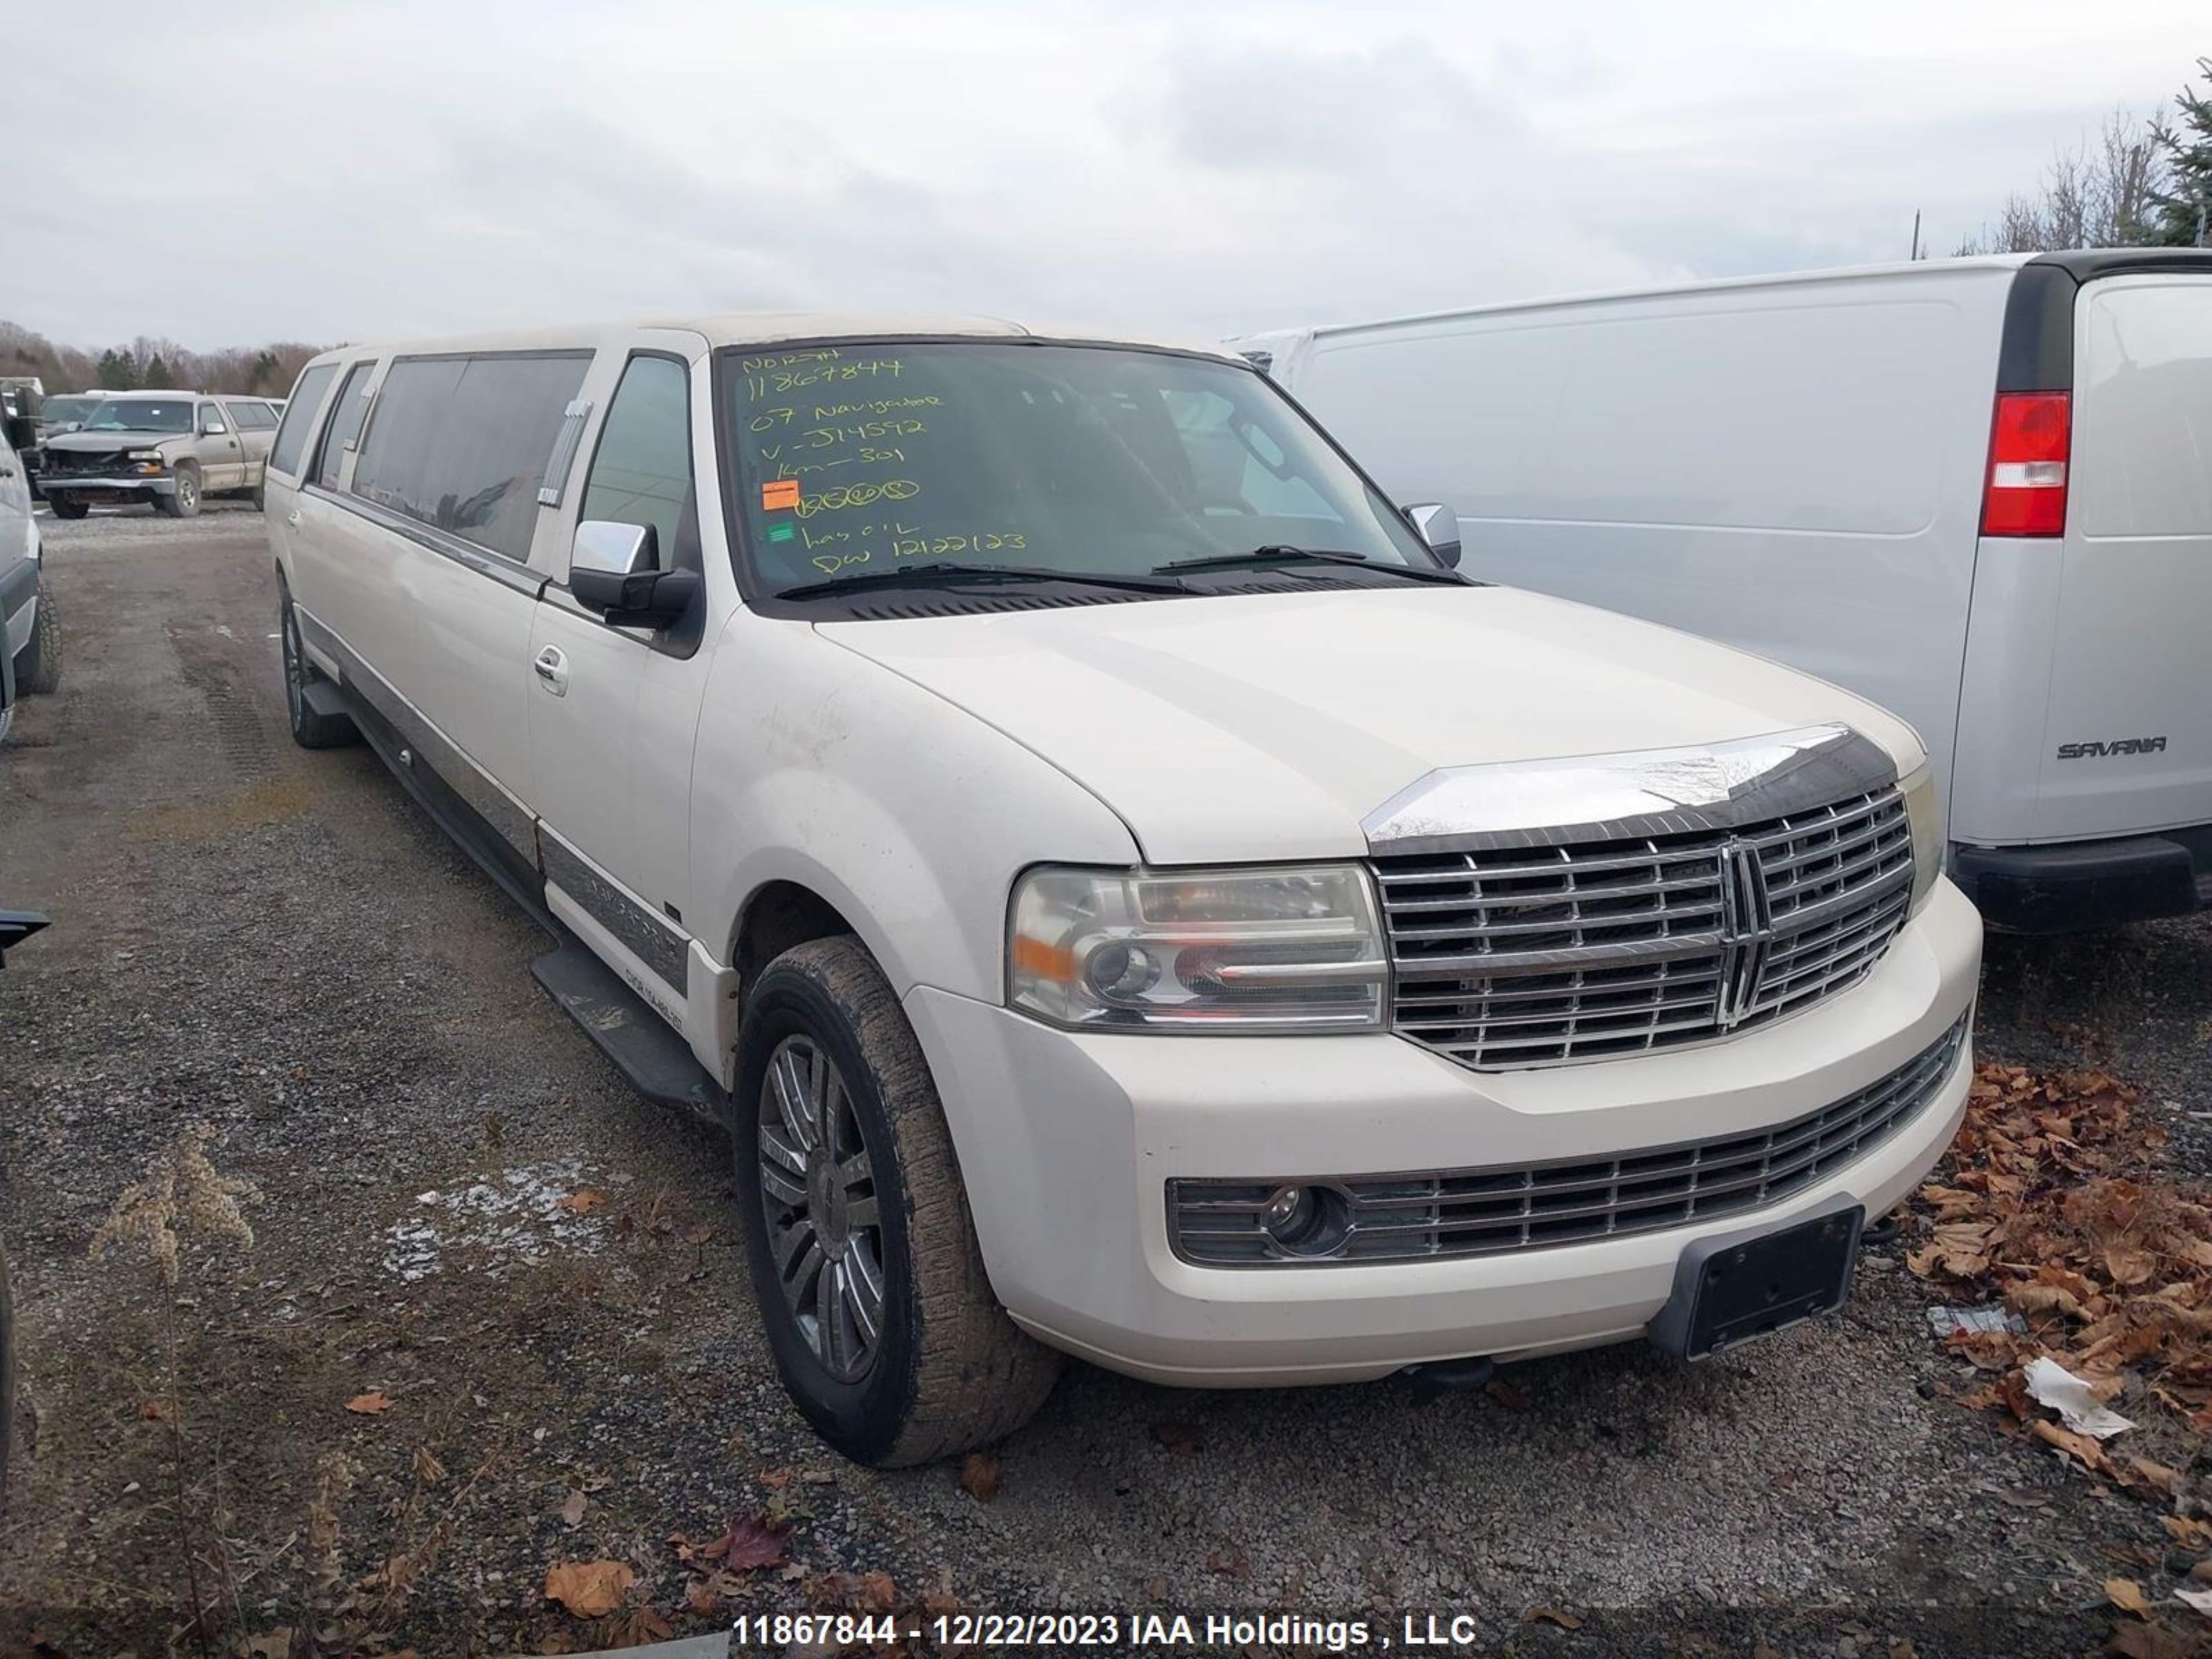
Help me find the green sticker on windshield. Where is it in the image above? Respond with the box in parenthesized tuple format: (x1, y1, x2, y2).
(767, 522, 795, 544)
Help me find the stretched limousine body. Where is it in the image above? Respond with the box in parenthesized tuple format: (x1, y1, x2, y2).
(268, 315, 1981, 1465)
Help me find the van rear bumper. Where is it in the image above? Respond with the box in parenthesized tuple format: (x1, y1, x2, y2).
(1953, 827, 2212, 932)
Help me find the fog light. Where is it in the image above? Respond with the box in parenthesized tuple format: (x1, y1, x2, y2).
(1084, 941, 1159, 1002)
(1259, 1184, 1349, 1256)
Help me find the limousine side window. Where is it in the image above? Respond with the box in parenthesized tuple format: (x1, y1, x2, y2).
(350, 353, 590, 563)
(269, 363, 339, 477)
(314, 363, 376, 491)
(577, 355, 694, 572)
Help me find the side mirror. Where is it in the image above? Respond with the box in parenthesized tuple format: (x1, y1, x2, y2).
(570, 520, 696, 629)
(201, 416, 227, 435)
(1403, 503, 1462, 568)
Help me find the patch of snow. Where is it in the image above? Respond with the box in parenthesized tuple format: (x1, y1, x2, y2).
(381, 1159, 624, 1281)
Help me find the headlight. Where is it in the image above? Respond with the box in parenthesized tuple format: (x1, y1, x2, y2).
(1901, 762, 1944, 915)
(126, 449, 162, 462)
(1009, 864, 1387, 1031)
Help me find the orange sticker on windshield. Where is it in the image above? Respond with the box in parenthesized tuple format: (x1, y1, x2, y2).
(761, 478, 800, 511)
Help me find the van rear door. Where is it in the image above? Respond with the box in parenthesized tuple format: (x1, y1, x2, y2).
(2033, 265, 2212, 845)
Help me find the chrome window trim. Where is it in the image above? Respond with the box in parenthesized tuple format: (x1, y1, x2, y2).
(301, 483, 547, 599)
(1362, 724, 1897, 856)
(537, 396, 594, 507)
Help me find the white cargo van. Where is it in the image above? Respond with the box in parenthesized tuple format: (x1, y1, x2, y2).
(1236, 251, 2212, 932)
(267, 315, 1978, 1465)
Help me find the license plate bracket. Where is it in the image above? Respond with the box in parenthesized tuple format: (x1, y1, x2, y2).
(1648, 1202, 1864, 1360)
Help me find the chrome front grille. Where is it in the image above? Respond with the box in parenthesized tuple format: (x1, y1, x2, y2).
(1375, 787, 1913, 1069)
(1168, 1013, 1968, 1266)
(44, 448, 123, 475)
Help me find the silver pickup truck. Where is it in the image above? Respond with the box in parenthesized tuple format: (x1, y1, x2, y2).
(37, 390, 281, 519)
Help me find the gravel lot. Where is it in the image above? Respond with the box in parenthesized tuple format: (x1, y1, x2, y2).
(2, 505, 2208, 1657)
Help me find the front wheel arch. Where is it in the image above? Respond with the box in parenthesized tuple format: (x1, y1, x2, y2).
(733, 935, 1060, 1464)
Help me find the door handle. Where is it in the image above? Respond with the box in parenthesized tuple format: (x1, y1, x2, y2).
(532, 644, 569, 697)
(287, 509, 301, 527)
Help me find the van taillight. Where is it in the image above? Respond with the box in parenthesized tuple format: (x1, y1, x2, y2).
(1981, 391, 2070, 536)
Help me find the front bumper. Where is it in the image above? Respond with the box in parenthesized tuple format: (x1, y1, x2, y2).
(1953, 827, 2212, 932)
(37, 475, 176, 499)
(905, 878, 1982, 1387)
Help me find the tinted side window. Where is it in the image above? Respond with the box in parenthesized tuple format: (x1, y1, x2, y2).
(200, 402, 229, 433)
(579, 356, 693, 569)
(314, 364, 375, 491)
(231, 400, 276, 430)
(270, 364, 338, 476)
(352, 353, 590, 562)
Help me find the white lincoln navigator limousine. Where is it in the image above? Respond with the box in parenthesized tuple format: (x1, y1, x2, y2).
(266, 314, 1982, 1465)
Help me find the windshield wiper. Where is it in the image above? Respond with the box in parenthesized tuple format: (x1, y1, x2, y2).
(776, 561, 1188, 601)
(1155, 545, 1465, 584)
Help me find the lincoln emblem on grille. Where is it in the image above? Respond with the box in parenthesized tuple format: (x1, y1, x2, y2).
(1715, 838, 1777, 1030)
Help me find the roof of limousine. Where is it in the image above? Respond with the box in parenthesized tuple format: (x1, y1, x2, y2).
(308, 312, 1241, 365)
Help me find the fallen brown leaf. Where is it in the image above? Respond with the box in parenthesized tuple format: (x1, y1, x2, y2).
(1484, 1378, 1534, 1411)
(2032, 1418, 2112, 1474)
(2126, 1456, 2184, 1495)
(543, 1558, 635, 1618)
(605, 1608, 673, 1648)
(2166, 1517, 2212, 1550)
(695, 1512, 791, 1571)
(1523, 1607, 1582, 1631)
(854, 1571, 899, 1611)
(2108, 1577, 2155, 1618)
(559, 1489, 587, 1528)
(1151, 1421, 1204, 1457)
(556, 1189, 607, 1215)
(684, 1573, 729, 1615)
(2108, 1620, 2205, 1659)
(959, 1450, 1004, 1503)
(344, 1391, 392, 1416)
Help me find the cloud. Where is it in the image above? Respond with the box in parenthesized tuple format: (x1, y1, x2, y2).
(6, 0, 2204, 350)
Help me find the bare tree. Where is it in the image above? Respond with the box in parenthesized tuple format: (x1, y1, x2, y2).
(0, 320, 327, 397)
(1954, 106, 2168, 253)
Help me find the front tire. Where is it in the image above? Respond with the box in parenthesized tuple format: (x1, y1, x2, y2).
(157, 465, 200, 518)
(47, 498, 87, 521)
(280, 586, 357, 749)
(16, 581, 59, 695)
(735, 938, 1060, 1466)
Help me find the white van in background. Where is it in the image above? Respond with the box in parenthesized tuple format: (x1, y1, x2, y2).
(1236, 251, 2212, 932)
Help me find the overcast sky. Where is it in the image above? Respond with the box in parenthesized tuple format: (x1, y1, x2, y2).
(10, 0, 2204, 350)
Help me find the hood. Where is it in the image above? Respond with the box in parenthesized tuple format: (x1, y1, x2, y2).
(42, 429, 178, 451)
(820, 585, 1922, 864)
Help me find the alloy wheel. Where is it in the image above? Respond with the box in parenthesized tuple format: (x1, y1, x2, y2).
(757, 1035, 885, 1382)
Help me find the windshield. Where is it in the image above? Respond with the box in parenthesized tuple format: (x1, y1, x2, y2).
(84, 399, 194, 434)
(39, 396, 100, 424)
(720, 341, 1434, 592)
